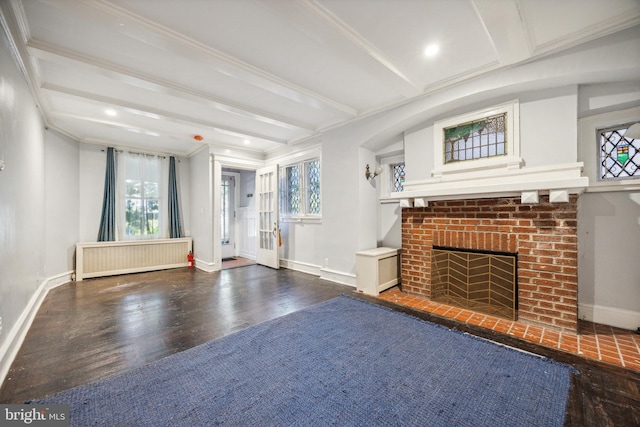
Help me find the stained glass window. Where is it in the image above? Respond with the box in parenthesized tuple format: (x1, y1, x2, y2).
(444, 113, 506, 164)
(599, 124, 639, 180)
(280, 158, 321, 217)
(391, 162, 405, 192)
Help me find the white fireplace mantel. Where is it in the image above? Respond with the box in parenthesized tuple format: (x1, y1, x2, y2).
(385, 161, 589, 203)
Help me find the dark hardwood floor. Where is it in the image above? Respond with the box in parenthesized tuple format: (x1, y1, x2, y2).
(1, 265, 639, 426)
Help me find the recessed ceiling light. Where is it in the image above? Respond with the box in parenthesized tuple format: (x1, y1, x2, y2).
(424, 43, 440, 58)
(244, 139, 251, 145)
(105, 109, 117, 117)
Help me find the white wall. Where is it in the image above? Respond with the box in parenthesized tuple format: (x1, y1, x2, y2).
(0, 30, 80, 381)
(578, 192, 640, 328)
(44, 130, 79, 275)
(0, 28, 46, 352)
(189, 148, 214, 268)
(576, 102, 640, 329)
(78, 144, 106, 242)
(238, 169, 255, 208)
(401, 87, 580, 184)
(519, 87, 578, 168)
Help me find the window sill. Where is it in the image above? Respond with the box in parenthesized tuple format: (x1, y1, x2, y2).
(586, 180, 640, 193)
(281, 216, 322, 224)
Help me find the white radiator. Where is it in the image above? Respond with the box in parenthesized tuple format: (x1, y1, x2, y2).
(75, 238, 193, 281)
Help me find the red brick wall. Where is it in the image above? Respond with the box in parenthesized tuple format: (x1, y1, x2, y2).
(401, 195, 578, 332)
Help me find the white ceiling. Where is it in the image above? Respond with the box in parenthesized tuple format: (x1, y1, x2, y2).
(1, 0, 639, 157)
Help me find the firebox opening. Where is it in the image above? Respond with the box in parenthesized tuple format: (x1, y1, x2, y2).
(431, 246, 518, 321)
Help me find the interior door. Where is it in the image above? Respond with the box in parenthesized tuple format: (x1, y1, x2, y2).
(255, 164, 279, 269)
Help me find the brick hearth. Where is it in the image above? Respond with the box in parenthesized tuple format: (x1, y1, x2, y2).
(401, 195, 578, 332)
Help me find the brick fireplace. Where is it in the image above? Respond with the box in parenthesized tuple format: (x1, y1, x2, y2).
(401, 195, 579, 332)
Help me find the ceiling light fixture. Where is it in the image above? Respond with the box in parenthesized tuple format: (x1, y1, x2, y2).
(424, 43, 440, 57)
(244, 139, 251, 145)
(105, 109, 117, 117)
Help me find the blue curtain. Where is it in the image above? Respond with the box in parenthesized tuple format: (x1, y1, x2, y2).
(168, 156, 183, 238)
(97, 147, 116, 241)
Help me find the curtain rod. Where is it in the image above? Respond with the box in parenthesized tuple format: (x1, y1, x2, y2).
(100, 148, 176, 160)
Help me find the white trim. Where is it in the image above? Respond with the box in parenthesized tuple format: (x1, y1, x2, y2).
(279, 258, 321, 276)
(278, 258, 358, 287)
(432, 100, 522, 178)
(0, 271, 72, 389)
(319, 268, 357, 287)
(578, 303, 640, 331)
(389, 162, 588, 202)
(280, 217, 322, 224)
(267, 144, 321, 167)
(279, 155, 322, 220)
(195, 258, 218, 273)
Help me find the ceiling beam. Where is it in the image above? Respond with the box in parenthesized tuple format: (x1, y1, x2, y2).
(27, 39, 319, 133)
(41, 83, 291, 145)
(471, 0, 532, 66)
(298, 0, 423, 97)
(82, 0, 358, 117)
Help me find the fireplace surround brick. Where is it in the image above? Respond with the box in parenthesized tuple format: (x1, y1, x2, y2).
(401, 195, 579, 332)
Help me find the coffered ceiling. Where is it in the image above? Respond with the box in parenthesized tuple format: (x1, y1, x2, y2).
(1, 0, 639, 157)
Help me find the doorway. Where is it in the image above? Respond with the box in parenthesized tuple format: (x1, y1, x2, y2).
(220, 169, 257, 270)
(220, 173, 239, 260)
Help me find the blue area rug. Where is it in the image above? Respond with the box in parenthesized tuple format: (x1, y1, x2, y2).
(34, 295, 574, 426)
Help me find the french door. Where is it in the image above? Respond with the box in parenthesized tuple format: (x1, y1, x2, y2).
(255, 164, 279, 269)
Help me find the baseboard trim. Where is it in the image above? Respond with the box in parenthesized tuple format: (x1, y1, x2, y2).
(239, 251, 256, 260)
(280, 259, 321, 276)
(278, 259, 356, 287)
(195, 258, 218, 273)
(0, 271, 73, 389)
(578, 302, 640, 331)
(319, 267, 356, 287)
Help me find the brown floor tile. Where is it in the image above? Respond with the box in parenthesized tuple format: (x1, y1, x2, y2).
(376, 288, 640, 372)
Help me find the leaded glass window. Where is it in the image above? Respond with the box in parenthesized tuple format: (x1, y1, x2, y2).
(391, 162, 405, 192)
(221, 178, 230, 244)
(280, 158, 321, 217)
(444, 113, 506, 164)
(305, 160, 321, 214)
(599, 124, 639, 180)
(286, 165, 301, 214)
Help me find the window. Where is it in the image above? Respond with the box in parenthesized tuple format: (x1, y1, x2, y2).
(281, 158, 321, 218)
(120, 152, 164, 239)
(433, 101, 521, 177)
(598, 124, 639, 180)
(391, 162, 405, 192)
(444, 113, 506, 164)
(221, 178, 231, 244)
